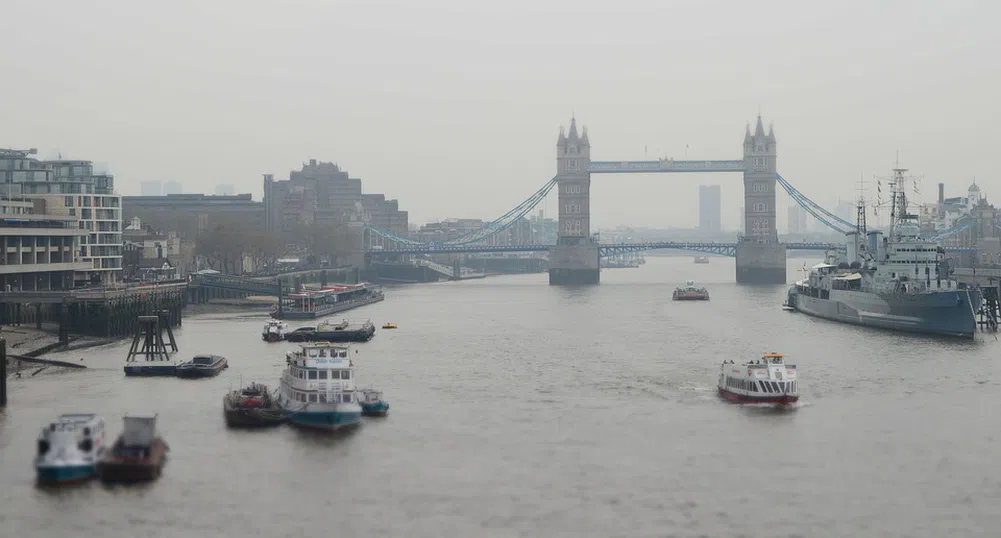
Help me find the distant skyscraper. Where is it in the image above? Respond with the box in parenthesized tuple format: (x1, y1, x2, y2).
(140, 181, 162, 196)
(163, 181, 182, 195)
(835, 200, 854, 227)
(787, 204, 807, 235)
(214, 184, 235, 195)
(698, 185, 722, 233)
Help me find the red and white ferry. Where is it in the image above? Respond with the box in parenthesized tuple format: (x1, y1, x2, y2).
(717, 352, 798, 405)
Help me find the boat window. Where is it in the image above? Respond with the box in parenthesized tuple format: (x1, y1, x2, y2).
(759, 381, 770, 393)
(770, 382, 780, 392)
(309, 393, 318, 403)
(308, 370, 317, 380)
(318, 370, 328, 380)
(341, 393, 352, 403)
(319, 393, 327, 403)
(341, 370, 351, 380)
(298, 369, 305, 379)
(318, 349, 327, 357)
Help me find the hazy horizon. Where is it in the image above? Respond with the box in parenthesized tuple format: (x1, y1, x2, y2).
(3, 0, 998, 231)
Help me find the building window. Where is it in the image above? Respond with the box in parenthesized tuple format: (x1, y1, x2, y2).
(753, 203, 766, 212)
(565, 159, 578, 171)
(563, 220, 583, 234)
(565, 184, 582, 195)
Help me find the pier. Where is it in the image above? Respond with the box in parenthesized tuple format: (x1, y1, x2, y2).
(0, 282, 186, 341)
(953, 267, 1001, 331)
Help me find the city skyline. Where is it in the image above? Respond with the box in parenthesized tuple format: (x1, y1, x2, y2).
(3, 1, 998, 232)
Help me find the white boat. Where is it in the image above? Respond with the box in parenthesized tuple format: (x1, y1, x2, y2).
(35, 413, 108, 484)
(262, 319, 288, 342)
(718, 352, 799, 406)
(277, 343, 363, 431)
(694, 256, 710, 264)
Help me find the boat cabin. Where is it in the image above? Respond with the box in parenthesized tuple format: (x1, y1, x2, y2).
(719, 353, 798, 395)
(190, 355, 222, 366)
(38, 414, 106, 456)
(282, 343, 357, 405)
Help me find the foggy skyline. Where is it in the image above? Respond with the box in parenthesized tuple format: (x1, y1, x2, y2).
(3, 0, 998, 231)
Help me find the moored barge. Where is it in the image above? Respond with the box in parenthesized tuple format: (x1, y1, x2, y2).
(272, 283, 384, 320)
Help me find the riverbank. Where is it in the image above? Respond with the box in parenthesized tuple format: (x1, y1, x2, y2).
(2, 296, 274, 376)
(2, 325, 118, 376)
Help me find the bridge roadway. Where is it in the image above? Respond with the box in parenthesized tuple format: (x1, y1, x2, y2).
(368, 241, 840, 258)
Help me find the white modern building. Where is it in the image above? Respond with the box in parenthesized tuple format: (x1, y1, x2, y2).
(0, 149, 123, 285)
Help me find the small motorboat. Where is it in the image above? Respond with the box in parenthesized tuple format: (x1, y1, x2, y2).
(35, 414, 108, 484)
(175, 354, 228, 378)
(358, 388, 390, 417)
(694, 256, 710, 264)
(673, 280, 710, 301)
(262, 319, 288, 342)
(97, 413, 169, 483)
(223, 382, 287, 427)
(381, 322, 398, 329)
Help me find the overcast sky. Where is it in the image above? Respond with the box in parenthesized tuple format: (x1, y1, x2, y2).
(3, 0, 998, 231)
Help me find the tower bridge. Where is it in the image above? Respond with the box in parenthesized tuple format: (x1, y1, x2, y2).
(363, 115, 967, 285)
(549, 115, 783, 285)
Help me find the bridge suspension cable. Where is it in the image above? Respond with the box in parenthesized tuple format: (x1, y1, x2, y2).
(366, 176, 558, 248)
(775, 173, 853, 234)
(443, 177, 558, 245)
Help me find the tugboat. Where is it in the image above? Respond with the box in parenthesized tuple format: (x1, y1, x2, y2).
(262, 320, 288, 342)
(358, 388, 390, 417)
(718, 352, 798, 406)
(175, 354, 228, 378)
(97, 413, 169, 483)
(673, 280, 710, 301)
(223, 382, 286, 427)
(278, 343, 363, 431)
(35, 414, 107, 484)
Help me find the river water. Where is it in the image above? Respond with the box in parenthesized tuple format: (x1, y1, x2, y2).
(2, 256, 1000, 537)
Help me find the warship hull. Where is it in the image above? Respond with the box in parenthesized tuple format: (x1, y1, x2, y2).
(788, 287, 980, 338)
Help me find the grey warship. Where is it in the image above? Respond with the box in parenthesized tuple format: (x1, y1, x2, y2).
(785, 167, 980, 338)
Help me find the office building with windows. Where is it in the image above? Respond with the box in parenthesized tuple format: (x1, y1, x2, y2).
(698, 185, 722, 233)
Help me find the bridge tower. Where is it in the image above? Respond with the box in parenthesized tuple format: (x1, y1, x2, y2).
(735, 116, 786, 284)
(549, 117, 600, 285)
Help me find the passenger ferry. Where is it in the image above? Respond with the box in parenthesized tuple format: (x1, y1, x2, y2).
(35, 414, 107, 484)
(717, 352, 799, 406)
(271, 283, 384, 320)
(673, 280, 710, 301)
(262, 319, 288, 342)
(277, 343, 363, 431)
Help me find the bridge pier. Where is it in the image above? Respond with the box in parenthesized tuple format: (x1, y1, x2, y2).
(549, 244, 600, 285)
(735, 242, 786, 284)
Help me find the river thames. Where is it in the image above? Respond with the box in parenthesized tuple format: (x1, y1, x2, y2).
(2, 256, 1000, 537)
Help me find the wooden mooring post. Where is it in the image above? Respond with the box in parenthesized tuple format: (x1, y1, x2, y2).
(1, 338, 7, 407)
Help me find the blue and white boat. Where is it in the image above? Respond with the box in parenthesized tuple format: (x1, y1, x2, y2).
(358, 388, 390, 417)
(35, 414, 108, 484)
(277, 343, 363, 431)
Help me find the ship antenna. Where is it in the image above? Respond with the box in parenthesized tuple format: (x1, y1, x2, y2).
(856, 172, 868, 236)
